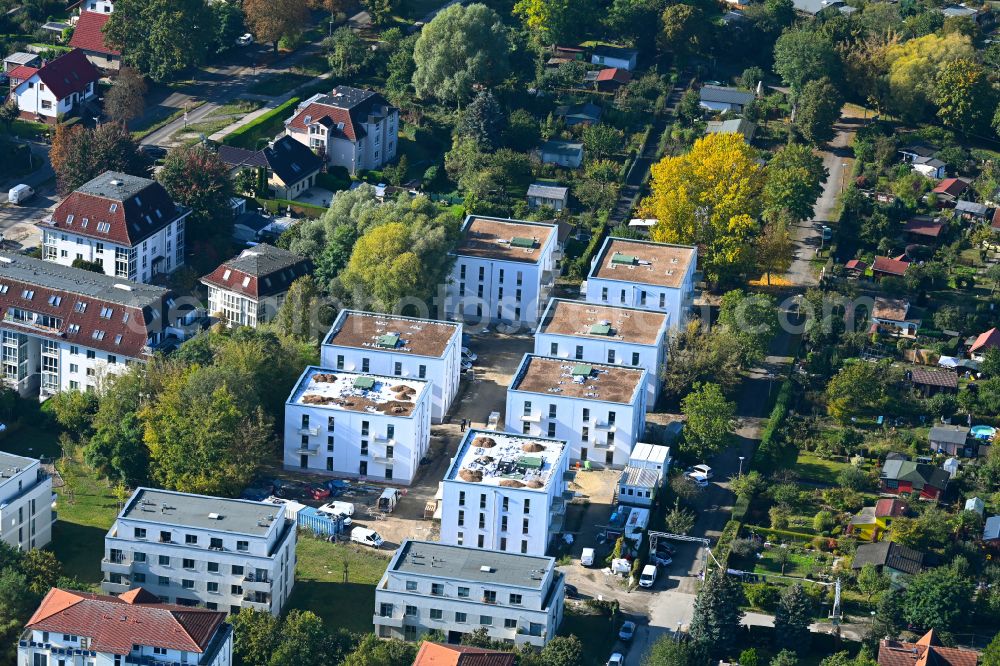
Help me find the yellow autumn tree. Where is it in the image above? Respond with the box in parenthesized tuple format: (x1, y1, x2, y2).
(639, 133, 764, 283)
(885, 32, 974, 121)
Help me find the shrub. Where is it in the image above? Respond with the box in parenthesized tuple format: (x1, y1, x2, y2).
(744, 583, 781, 611)
(585, 598, 620, 617)
(813, 510, 836, 534)
(770, 506, 791, 530)
(729, 538, 759, 560)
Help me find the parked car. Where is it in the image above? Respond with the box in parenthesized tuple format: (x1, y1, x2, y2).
(618, 621, 636, 642)
(139, 145, 167, 161)
(686, 472, 709, 488)
(651, 552, 673, 566)
(236, 33, 253, 46)
(607, 653, 624, 666)
(319, 501, 355, 517)
(308, 484, 331, 500)
(350, 527, 384, 548)
(8, 184, 34, 205)
(564, 583, 580, 599)
(461, 347, 477, 361)
(240, 486, 271, 501)
(639, 564, 657, 588)
(688, 464, 713, 479)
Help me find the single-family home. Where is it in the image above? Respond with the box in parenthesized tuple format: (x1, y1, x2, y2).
(218, 136, 323, 200)
(527, 183, 569, 211)
(3, 52, 40, 72)
(591, 45, 638, 71)
(413, 643, 515, 666)
(200, 244, 313, 328)
(539, 140, 584, 168)
(871, 256, 909, 280)
(699, 85, 754, 112)
(928, 424, 969, 455)
(844, 259, 868, 277)
(903, 215, 944, 242)
(880, 459, 949, 500)
(705, 118, 756, 143)
(969, 327, 1000, 361)
(870, 296, 918, 337)
(878, 630, 980, 666)
(848, 498, 907, 542)
(852, 541, 923, 582)
(940, 4, 982, 21)
(284, 86, 398, 175)
(69, 9, 121, 70)
(555, 102, 602, 127)
(910, 368, 958, 396)
(911, 156, 946, 179)
(932, 177, 969, 203)
(792, 0, 844, 14)
(589, 67, 631, 92)
(9, 48, 99, 122)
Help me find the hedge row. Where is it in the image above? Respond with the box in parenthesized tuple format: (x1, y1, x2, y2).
(744, 525, 816, 543)
(713, 520, 742, 566)
(570, 216, 608, 278)
(731, 495, 750, 522)
(755, 378, 796, 473)
(223, 97, 301, 149)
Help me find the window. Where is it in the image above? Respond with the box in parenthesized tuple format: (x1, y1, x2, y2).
(523, 400, 532, 417)
(336, 355, 344, 370)
(406, 580, 417, 591)
(185, 534, 197, 545)
(549, 342, 558, 355)
(575, 345, 584, 360)
(455, 611, 467, 623)
(479, 494, 487, 509)
(232, 565, 244, 576)
(478, 513, 485, 529)
(509, 593, 522, 605)
(632, 352, 640, 365)
(236, 540, 248, 552)
(522, 422, 531, 434)
(210, 537, 223, 550)
(608, 349, 616, 363)
(547, 423, 556, 437)
(362, 358, 369, 372)
(609, 411, 616, 424)
(582, 426, 589, 441)
(231, 585, 242, 595)
(207, 562, 219, 573)
(430, 608, 443, 620)
(405, 605, 418, 617)
(505, 618, 517, 629)
(548, 404, 557, 419)
(480, 615, 493, 626)
(522, 518, 530, 534)
(182, 579, 194, 589)
(379, 602, 393, 617)
(660, 293, 666, 308)
(158, 555, 170, 566)
(361, 421, 369, 436)
(478, 266, 485, 280)
(457, 586, 469, 598)
(601, 287, 608, 301)
(524, 499, 530, 513)
(207, 582, 219, 593)
(478, 534, 485, 547)
(502, 497, 509, 511)
(328, 416, 336, 431)
(182, 558, 195, 570)
(501, 516, 508, 532)
(153, 647, 168, 656)
(134, 552, 146, 563)
(134, 528, 146, 539)
(418, 364, 426, 379)
(158, 576, 169, 586)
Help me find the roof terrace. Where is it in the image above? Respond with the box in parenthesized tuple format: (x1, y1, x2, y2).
(289, 366, 428, 417)
(445, 430, 567, 491)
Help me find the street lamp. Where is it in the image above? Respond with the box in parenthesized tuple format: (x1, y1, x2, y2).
(738, 456, 745, 476)
(840, 162, 849, 193)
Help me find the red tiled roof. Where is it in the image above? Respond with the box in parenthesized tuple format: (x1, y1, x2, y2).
(970, 327, 1000, 353)
(992, 207, 1000, 230)
(70, 11, 119, 56)
(845, 259, 867, 271)
(878, 631, 979, 666)
(596, 67, 631, 84)
(287, 102, 357, 140)
(872, 256, 909, 276)
(27, 588, 226, 655)
(8, 64, 39, 83)
(904, 217, 943, 238)
(932, 178, 968, 198)
(413, 642, 517, 666)
(875, 498, 906, 518)
(17, 48, 100, 100)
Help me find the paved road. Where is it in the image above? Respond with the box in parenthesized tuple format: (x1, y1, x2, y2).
(0, 142, 55, 250)
(784, 107, 862, 286)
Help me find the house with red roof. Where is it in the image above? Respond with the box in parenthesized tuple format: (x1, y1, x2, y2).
(413, 642, 516, 666)
(8, 48, 99, 122)
(932, 177, 969, 202)
(591, 67, 632, 92)
(70, 9, 121, 70)
(871, 255, 909, 279)
(878, 630, 979, 666)
(284, 85, 398, 175)
(968, 327, 1000, 361)
(19, 587, 233, 666)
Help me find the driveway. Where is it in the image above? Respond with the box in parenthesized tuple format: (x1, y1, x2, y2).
(0, 143, 57, 250)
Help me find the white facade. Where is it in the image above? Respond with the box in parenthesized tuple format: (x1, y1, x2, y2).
(101, 488, 297, 616)
(439, 430, 570, 557)
(374, 540, 565, 647)
(628, 442, 671, 480)
(534, 299, 668, 409)
(0, 453, 54, 551)
(41, 216, 187, 284)
(20, 626, 232, 666)
(204, 284, 278, 328)
(585, 238, 697, 330)
(12, 73, 94, 120)
(505, 355, 646, 467)
(321, 310, 462, 424)
(283, 366, 431, 485)
(445, 216, 558, 327)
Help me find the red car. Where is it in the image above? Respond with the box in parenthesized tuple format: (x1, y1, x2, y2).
(308, 485, 331, 500)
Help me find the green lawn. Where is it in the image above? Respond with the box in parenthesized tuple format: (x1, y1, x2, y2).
(559, 609, 618, 666)
(793, 452, 851, 485)
(284, 536, 391, 632)
(223, 97, 300, 149)
(246, 73, 313, 97)
(752, 548, 826, 579)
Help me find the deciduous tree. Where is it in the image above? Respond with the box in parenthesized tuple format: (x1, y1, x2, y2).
(658, 4, 708, 58)
(325, 27, 366, 77)
(84, 368, 149, 485)
(885, 32, 974, 121)
(243, 0, 309, 51)
(764, 142, 827, 222)
(514, 0, 590, 45)
(794, 77, 843, 145)
(902, 563, 973, 631)
(933, 58, 995, 136)
(681, 382, 737, 460)
(773, 28, 840, 94)
(104, 0, 213, 80)
(458, 91, 505, 151)
(582, 124, 624, 159)
(50, 123, 149, 194)
(272, 276, 333, 342)
(825, 361, 887, 422)
(103, 67, 147, 124)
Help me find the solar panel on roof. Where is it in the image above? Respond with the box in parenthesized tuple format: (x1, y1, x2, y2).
(354, 376, 375, 389)
(572, 364, 592, 376)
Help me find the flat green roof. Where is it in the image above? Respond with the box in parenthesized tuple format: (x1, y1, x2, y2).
(589, 323, 611, 336)
(376, 333, 399, 349)
(519, 456, 544, 469)
(572, 364, 593, 377)
(611, 253, 636, 265)
(511, 236, 536, 249)
(353, 376, 376, 390)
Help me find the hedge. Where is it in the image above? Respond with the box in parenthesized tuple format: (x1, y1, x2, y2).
(713, 520, 741, 566)
(222, 97, 301, 149)
(755, 378, 796, 473)
(731, 495, 750, 522)
(744, 525, 816, 543)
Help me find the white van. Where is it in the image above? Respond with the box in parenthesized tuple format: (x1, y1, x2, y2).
(319, 501, 355, 517)
(7, 184, 34, 205)
(581, 547, 595, 567)
(350, 527, 383, 548)
(639, 564, 657, 588)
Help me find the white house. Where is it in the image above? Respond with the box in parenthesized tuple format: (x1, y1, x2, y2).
(201, 244, 312, 329)
(283, 366, 431, 484)
(0, 451, 54, 551)
(699, 85, 755, 112)
(505, 354, 646, 467)
(617, 466, 659, 507)
(585, 237, 697, 330)
(284, 86, 398, 175)
(444, 216, 558, 328)
(101, 487, 297, 616)
(0, 252, 197, 399)
(539, 140, 584, 169)
(374, 540, 565, 647)
(526, 183, 569, 212)
(911, 156, 946, 179)
(19, 587, 233, 666)
(38, 171, 189, 284)
(8, 48, 99, 121)
(534, 298, 668, 409)
(871, 296, 919, 338)
(321, 310, 462, 424)
(590, 45, 638, 71)
(439, 429, 570, 556)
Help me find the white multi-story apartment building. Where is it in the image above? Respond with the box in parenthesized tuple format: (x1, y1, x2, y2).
(38, 171, 189, 284)
(439, 430, 570, 557)
(201, 244, 313, 329)
(101, 488, 297, 616)
(534, 298, 668, 409)
(505, 355, 646, 467)
(0, 452, 54, 551)
(19, 587, 233, 666)
(374, 540, 565, 647)
(444, 216, 558, 327)
(283, 366, 431, 484)
(321, 310, 462, 423)
(585, 237, 697, 329)
(0, 252, 195, 399)
(284, 86, 398, 175)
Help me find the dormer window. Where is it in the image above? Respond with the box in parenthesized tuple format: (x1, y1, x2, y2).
(68, 324, 80, 334)
(100, 306, 113, 319)
(92, 330, 105, 341)
(66, 214, 75, 224)
(74, 301, 87, 313)
(48, 295, 61, 306)
(223, 269, 231, 280)
(21, 289, 33, 300)
(242, 277, 251, 287)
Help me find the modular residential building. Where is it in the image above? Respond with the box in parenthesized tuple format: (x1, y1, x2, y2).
(445, 216, 558, 327)
(101, 488, 297, 616)
(505, 355, 646, 467)
(585, 237, 696, 329)
(439, 429, 570, 556)
(19, 587, 233, 666)
(284, 366, 431, 484)
(534, 298, 668, 409)
(374, 539, 565, 647)
(0, 452, 54, 552)
(321, 310, 462, 423)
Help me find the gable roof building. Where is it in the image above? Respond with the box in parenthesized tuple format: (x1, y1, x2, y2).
(413, 642, 516, 666)
(555, 102, 602, 126)
(932, 177, 969, 201)
(705, 118, 756, 142)
(218, 136, 322, 200)
(852, 541, 924, 576)
(879, 630, 979, 666)
(881, 459, 950, 499)
(871, 256, 910, 278)
(20, 587, 233, 665)
(969, 327, 1000, 359)
(9, 48, 100, 122)
(699, 85, 754, 111)
(69, 10, 120, 69)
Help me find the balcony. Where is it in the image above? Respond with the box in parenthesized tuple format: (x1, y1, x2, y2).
(520, 412, 541, 423)
(295, 442, 318, 455)
(514, 631, 546, 648)
(374, 433, 394, 443)
(297, 426, 320, 436)
(102, 557, 131, 574)
(242, 573, 273, 592)
(594, 421, 616, 431)
(373, 613, 405, 628)
(242, 592, 271, 612)
(372, 451, 394, 463)
(103, 578, 131, 593)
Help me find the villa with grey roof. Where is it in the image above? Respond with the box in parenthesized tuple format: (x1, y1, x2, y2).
(284, 366, 431, 484)
(374, 539, 565, 647)
(101, 488, 297, 615)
